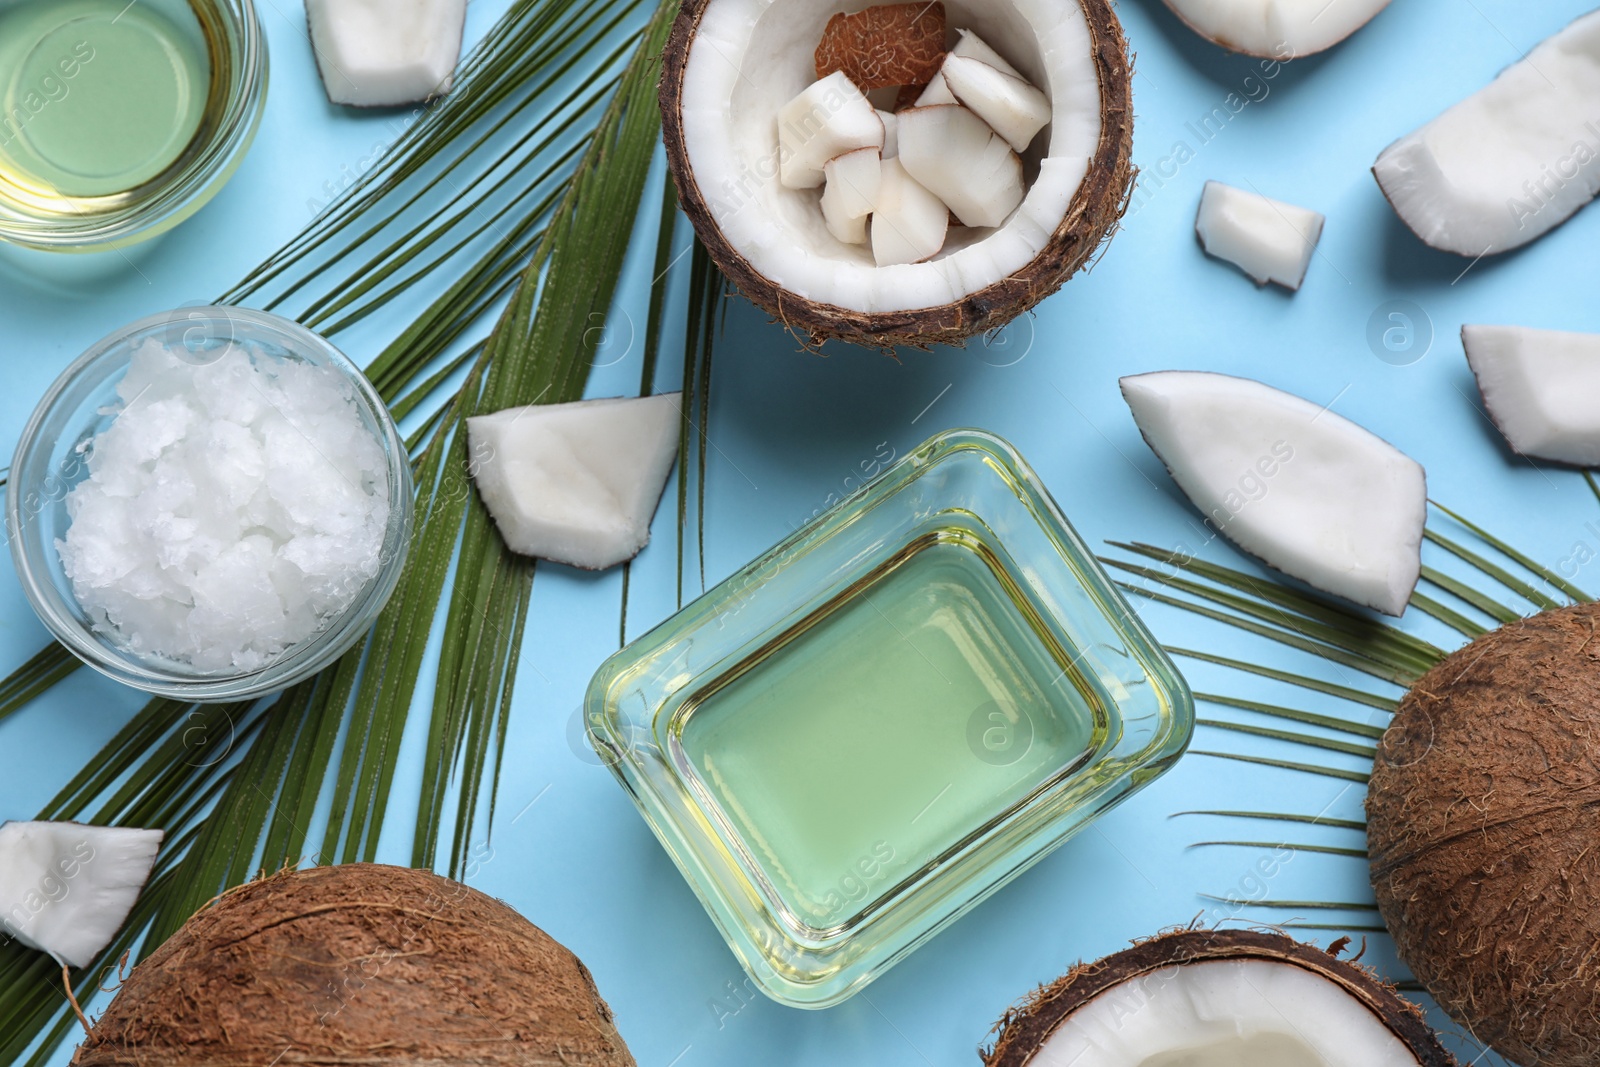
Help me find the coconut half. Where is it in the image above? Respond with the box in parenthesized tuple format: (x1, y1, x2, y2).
(660, 0, 1133, 348)
(306, 0, 466, 107)
(1162, 0, 1392, 58)
(0, 821, 162, 968)
(1195, 180, 1325, 290)
(466, 394, 681, 571)
(1463, 324, 1600, 467)
(1121, 371, 1426, 616)
(983, 929, 1455, 1067)
(1374, 10, 1600, 257)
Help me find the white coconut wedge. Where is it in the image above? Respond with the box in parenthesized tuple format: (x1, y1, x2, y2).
(1121, 371, 1427, 616)
(823, 147, 882, 220)
(778, 72, 886, 190)
(940, 55, 1052, 154)
(0, 821, 162, 968)
(915, 75, 958, 107)
(876, 110, 899, 158)
(821, 182, 869, 244)
(899, 106, 1025, 228)
(1196, 180, 1325, 290)
(1374, 10, 1600, 257)
(306, 0, 467, 107)
(1463, 325, 1600, 467)
(660, 0, 1132, 348)
(872, 157, 950, 266)
(983, 930, 1455, 1067)
(466, 395, 681, 571)
(951, 28, 1023, 77)
(1162, 0, 1392, 58)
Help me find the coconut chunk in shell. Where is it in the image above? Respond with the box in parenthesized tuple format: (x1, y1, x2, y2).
(660, 0, 1132, 349)
(1463, 324, 1600, 467)
(467, 394, 681, 571)
(983, 929, 1456, 1067)
(72, 864, 636, 1067)
(813, 2, 946, 90)
(777, 71, 886, 190)
(898, 105, 1024, 228)
(1368, 602, 1600, 1067)
(1195, 180, 1325, 290)
(1121, 371, 1426, 616)
(0, 821, 162, 969)
(1374, 10, 1600, 257)
(306, 0, 467, 107)
(872, 157, 950, 266)
(1163, 0, 1392, 58)
(940, 54, 1052, 154)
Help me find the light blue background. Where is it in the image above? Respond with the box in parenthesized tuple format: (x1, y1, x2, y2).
(2, 0, 1594, 1062)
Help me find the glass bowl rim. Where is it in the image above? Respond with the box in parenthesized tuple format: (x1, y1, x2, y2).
(7, 304, 413, 700)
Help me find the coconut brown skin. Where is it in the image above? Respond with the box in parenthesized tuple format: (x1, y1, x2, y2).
(659, 0, 1135, 351)
(1369, 603, 1600, 1067)
(73, 864, 635, 1067)
(983, 928, 1456, 1066)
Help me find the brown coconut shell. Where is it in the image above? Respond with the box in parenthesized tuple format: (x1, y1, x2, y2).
(983, 928, 1455, 1066)
(73, 864, 635, 1067)
(1368, 602, 1600, 1067)
(659, 0, 1135, 351)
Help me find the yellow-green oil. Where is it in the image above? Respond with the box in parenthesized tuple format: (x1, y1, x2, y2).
(677, 533, 1107, 932)
(0, 0, 213, 207)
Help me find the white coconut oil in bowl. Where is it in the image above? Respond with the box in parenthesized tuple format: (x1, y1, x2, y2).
(8, 307, 412, 701)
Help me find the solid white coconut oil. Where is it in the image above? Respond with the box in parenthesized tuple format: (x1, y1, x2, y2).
(56, 338, 390, 672)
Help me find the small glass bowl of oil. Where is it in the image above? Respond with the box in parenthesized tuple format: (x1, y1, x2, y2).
(0, 0, 266, 251)
(587, 429, 1194, 1008)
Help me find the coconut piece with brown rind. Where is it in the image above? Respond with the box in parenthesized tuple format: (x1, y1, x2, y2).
(898, 105, 1024, 229)
(983, 928, 1456, 1066)
(73, 864, 636, 1067)
(1368, 603, 1600, 1067)
(1463, 324, 1600, 467)
(814, 2, 946, 90)
(660, 0, 1133, 349)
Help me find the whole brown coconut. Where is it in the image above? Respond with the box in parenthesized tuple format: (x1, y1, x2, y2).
(1368, 602, 1600, 1067)
(73, 864, 635, 1067)
(659, 0, 1135, 350)
(984, 928, 1455, 1065)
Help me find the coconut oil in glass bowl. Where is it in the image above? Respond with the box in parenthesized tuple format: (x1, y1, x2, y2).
(587, 429, 1194, 1008)
(0, 0, 265, 250)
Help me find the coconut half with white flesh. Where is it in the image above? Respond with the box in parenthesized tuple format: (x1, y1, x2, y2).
(1162, 0, 1392, 58)
(983, 930, 1456, 1067)
(1463, 324, 1600, 467)
(466, 394, 681, 571)
(1374, 10, 1600, 257)
(661, 0, 1133, 349)
(306, 0, 467, 107)
(1196, 180, 1325, 290)
(0, 821, 162, 968)
(1121, 371, 1427, 616)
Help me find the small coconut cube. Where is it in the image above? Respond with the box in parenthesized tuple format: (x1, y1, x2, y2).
(778, 72, 886, 189)
(0, 821, 163, 968)
(1195, 181, 1325, 291)
(466, 394, 681, 570)
(898, 105, 1023, 228)
(306, 0, 467, 107)
(1463, 324, 1600, 466)
(940, 54, 1051, 153)
(871, 157, 949, 267)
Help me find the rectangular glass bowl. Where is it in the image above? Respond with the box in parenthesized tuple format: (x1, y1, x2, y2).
(586, 429, 1192, 1008)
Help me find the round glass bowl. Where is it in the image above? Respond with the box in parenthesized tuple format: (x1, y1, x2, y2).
(8, 307, 413, 701)
(0, 0, 268, 251)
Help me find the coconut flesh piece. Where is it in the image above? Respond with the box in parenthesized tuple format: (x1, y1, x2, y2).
(1121, 371, 1426, 616)
(1195, 180, 1325, 290)
(673, 0, 1107, 318)
(1463, 324, 1600, 466)
(778, 71, 886, 189)
(1374, 10, 1600, 257)
(1162, 0, 1392, 58)
(821, 146, 882, 247)
(306, 0, 467, 106)
(940, 54, 1052, 153)
(898, 105, 1024, 228)
(466, 395, 681, 571)
(876, 110, 899, 157)
(871, 157, 950, 266)
(0, 821, 163, 968)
